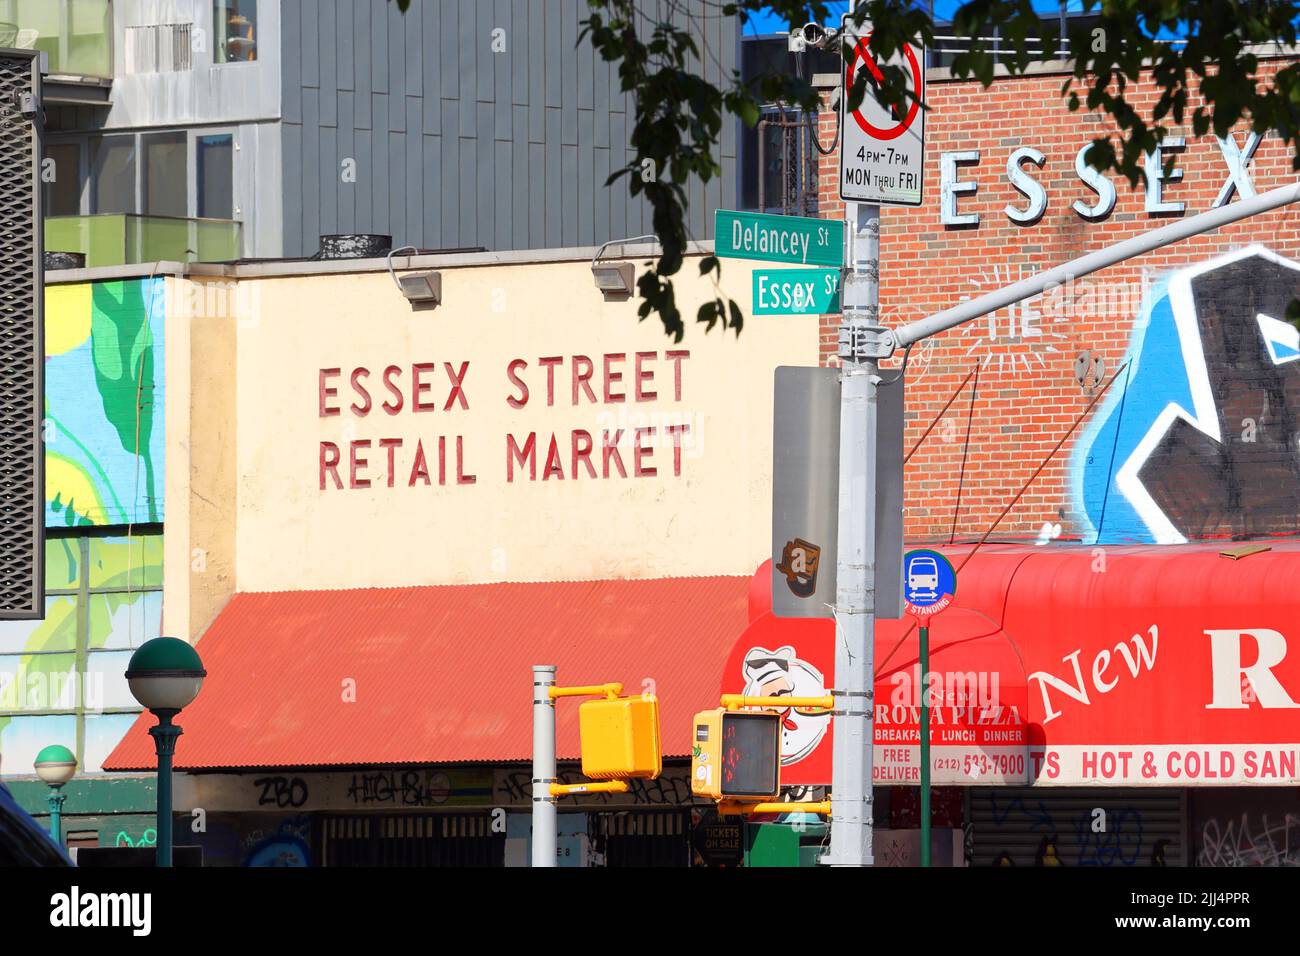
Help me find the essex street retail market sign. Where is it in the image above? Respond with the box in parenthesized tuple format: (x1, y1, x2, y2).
(316, 352, 695, 490)
(715, 209, 844, 267)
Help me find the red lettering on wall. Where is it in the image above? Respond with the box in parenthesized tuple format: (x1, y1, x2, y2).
(543, 436, 565, 480)
(444, 361, 470, 411)
(508, 433, 537, 482)
(412, 363, 438, 412)
(382, 365, 404, 415)
(457, 435, 477, 484)
(438, 435, 447, 486)
(350, 368, 373, 416)
(665, 423, 690, 476)
(634, 427, 657, 477)
(350, 440, 372, 489)
(319, 368, 342, 417)
(379, 438, 403, 488)
(539, 356, 563, 407)
(604, 353, 627, 403)
(602, 429, 626, 478)
(409, 439, 431, 486)
(572, 429, 596, 478)
(320, 441, 343, 489)
(573, 355, 597, 405)
(635, 352, 658, 401)
(506, 359, 529, 409)
(665, 350, 690, 401)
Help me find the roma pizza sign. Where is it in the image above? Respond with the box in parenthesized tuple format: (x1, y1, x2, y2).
(839, 18, 925, 206)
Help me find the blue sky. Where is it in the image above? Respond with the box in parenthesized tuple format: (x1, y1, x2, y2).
(742, 2, 1110, 37)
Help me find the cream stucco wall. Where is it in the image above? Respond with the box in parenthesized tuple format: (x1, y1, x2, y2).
(164, 276, 240, 641)
(223, 255, 817, 592)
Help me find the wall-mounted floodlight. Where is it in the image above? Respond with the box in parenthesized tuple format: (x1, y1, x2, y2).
(387, 245, 442, 306)
(591, 235, 658, 301)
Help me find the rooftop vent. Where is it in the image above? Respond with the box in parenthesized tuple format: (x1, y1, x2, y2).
(318, 234, 393, 260)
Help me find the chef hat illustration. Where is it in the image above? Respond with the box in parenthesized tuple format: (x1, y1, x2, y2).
(742, 645, 798, 688)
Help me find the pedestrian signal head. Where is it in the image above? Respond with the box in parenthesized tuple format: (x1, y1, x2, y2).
(691, 708, 781, 801)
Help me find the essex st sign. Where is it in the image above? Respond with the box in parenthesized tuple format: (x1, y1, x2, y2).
(715, 209, 843, 267)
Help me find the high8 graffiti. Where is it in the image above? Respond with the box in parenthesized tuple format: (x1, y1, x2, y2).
(1197, 813, 1300, 867)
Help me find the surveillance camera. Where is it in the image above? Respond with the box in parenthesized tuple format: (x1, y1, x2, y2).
(802, 22, 827, 45)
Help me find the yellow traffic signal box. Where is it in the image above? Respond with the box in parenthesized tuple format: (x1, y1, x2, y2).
(579, 695, 662, 780)
(691, 708, 781, 800)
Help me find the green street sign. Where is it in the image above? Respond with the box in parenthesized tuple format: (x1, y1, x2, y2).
(752, 268, 841, 315)
(715, 209, 844, 267)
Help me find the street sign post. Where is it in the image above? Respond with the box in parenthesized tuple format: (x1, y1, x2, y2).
(752, 268, 841, 316)
(839, 17, 926, 206)
(902, 548, 957, 869)
(715, 209, 844, 267)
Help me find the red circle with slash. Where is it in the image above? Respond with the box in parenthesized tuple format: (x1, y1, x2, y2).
(845, 33, 922, 141)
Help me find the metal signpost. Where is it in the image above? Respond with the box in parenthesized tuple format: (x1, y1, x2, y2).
(822, 12, 924, 868)
(902, 549, 958, 868)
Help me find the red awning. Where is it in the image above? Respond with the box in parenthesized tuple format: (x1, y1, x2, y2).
(727, 543, 1300, 787)
(104, 576, 749, 771)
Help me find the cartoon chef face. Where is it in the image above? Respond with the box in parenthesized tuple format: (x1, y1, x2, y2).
(741, 645, 830, 765)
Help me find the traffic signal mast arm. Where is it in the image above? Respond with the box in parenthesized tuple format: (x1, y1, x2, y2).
(550, 683, 622, 701)
(718, 800, 833, 817)
(720, 694, 834, 712)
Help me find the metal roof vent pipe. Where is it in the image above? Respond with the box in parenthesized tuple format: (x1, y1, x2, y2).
(317, 234, 393, 260)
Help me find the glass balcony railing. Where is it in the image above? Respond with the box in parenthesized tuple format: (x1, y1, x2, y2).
(0, 0, 112, 78)
(45, 214, 244, 268)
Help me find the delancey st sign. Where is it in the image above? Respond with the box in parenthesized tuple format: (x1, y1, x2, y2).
(715, 209, 844, 267)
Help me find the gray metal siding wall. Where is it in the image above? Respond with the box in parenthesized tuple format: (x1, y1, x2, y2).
(280, 0, 737, 257)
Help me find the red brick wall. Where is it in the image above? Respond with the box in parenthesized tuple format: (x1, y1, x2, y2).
(815, 58, 1300, 544)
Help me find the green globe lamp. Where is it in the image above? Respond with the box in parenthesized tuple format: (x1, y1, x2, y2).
(125, 637, 206, 867)
(33, 744, 77, 846)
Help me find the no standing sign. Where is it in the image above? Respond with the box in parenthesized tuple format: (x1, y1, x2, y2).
(839, 18, 925, 206)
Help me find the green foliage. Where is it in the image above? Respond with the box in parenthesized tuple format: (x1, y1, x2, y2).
(388, 0, 1300, 339)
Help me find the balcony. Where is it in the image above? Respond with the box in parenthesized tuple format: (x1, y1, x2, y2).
(0, 0, 112, 81)
(45, 214, 243, 268)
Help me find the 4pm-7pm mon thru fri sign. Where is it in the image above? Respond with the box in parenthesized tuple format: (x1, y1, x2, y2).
(715, 209, 844, 267)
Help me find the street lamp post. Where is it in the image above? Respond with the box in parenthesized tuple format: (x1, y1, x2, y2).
(33, 744, 77, 847)
(124, 637, 206, 868)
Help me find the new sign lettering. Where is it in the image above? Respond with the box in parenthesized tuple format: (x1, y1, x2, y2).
(715, 210, 843, 267)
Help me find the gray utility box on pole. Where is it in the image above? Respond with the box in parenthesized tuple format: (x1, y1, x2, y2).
(772, 366, 904, 621)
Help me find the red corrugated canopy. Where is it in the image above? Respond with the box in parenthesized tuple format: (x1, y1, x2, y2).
(104, 577, 750, 771)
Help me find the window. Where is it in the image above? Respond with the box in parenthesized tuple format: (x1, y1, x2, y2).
(90, 135, 137, 215)
(214, 0, 257, 63)
(143, 132, 187, 217)
(197, 134, 234, 219)
(44, 142, 82, 216)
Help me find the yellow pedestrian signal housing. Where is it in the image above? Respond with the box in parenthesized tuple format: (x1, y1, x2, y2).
(579, 695, 662, 780)
(691, 708, 781, 800)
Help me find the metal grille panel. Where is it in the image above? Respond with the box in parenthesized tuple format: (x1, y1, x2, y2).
(0, 50, 42, 619)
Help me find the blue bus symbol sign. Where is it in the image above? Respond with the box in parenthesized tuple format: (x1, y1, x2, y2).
(903, 550, 956, 617)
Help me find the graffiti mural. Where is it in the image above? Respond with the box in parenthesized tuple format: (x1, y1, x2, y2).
(1075, 246, 1300, 543)
(0, 535, 161, 773)
(45, 278, 165, 528)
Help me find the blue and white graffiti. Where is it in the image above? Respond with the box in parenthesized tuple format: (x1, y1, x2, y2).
(1074, 246, 1300, 544)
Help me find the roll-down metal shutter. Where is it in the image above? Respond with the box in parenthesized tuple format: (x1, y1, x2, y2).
(968, 788, 1186, 867)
